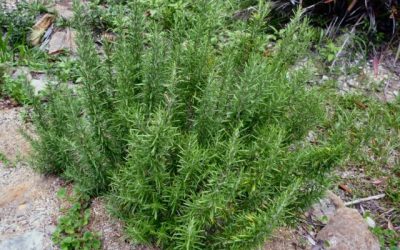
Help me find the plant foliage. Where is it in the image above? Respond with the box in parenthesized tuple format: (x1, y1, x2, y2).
(53, 188, 101, 250)
(273, 0, 399, 37)
(0, 0, 43, 46)
(30, 0, 344, 249)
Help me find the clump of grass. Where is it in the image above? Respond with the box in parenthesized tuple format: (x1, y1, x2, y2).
(30, 1, 345, 249)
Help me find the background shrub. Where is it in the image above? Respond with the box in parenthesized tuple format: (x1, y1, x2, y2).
(30, 0, 344, 248)
(273, 0, 399, 35)
(0, 1, 44, 47)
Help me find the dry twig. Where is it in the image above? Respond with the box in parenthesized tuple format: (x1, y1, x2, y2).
(345, 194, 385, 206)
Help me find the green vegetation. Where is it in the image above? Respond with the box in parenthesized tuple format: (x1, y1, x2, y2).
(1, 75, 33, 105)
(371, 226, 400, 249)
(0, 152, 10, 166)
(0, 1, 45, 47)
(274, 0, 399, 36)
(28, 1, 346, 248)
(53, 188, 101, 250)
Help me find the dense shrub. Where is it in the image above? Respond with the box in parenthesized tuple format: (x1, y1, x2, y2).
(0, 1, 43, 46)
(273, 0, 399, 37)
(30, 0, 344, 248)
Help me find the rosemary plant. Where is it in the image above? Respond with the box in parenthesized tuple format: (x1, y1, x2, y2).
(30, 0, 344, 248)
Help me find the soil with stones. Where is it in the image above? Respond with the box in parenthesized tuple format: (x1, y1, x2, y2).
(0, 107, 132, 250)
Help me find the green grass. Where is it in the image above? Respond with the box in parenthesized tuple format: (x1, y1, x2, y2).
(313, 78, 400, 248)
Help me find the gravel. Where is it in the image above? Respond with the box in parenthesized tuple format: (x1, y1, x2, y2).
(0, 106, 139, 250)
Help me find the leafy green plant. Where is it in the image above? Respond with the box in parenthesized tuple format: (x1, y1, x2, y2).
(0, 33, 13, 64)
(319, 41, 341, 63)
(30, 1, 345, 249)
(0, 152, 10, 166)
(0, 1, 43, 47)
(1, 75, 33, 105)
(52, 188, 101, 250)
(371, 226, 400, 249)
(52, 57, 80, 83)
(85, 0, 126, 32)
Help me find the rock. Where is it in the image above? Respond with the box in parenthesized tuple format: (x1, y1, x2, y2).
(365, 216, 376, 228)
(0, 230, 45, 250)
(30, 74, 49, 94)
(309, 191, 344, 224)
(12, 67, 32, 82)
(316, 208, 380, 250)
(325, 190, 345, 208)
(48, 28, 77, 55)
(29, 14, 56, 46)
(11, 68, 49, 94)
(53, 3, 74, 20)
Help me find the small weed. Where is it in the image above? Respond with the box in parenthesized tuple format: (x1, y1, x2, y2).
(1, 75, 33, 105)
(0, 152, 10, 166)
(319, 41, 341, 63)
(53, 188, 101, 250)
(371, 226, 400, 249)
(386, 165, 400, 204)
(16, 46, 49, 70)
(52, 57, 79, 83)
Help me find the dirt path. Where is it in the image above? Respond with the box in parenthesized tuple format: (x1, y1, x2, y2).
(0, 107, 134, 249)
(0, 107, 61, 249)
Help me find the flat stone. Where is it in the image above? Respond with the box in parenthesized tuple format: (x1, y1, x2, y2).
(53, 4, 74, 20)
(30, 74, 49, 94)
(316, 207, 380, 250)
(308, 191, 344, 224)
(29, 14, 56, 46)
(48, 28, 77, 55)
(0, 230, 45, 250)
(12, 67, 32, 82)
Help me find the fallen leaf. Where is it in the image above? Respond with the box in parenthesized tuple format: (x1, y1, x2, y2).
(371, 179, 383, 185)
(373, 54, 380, 78)
(339, 184, 352, 194)
(354, 100, 368, 109)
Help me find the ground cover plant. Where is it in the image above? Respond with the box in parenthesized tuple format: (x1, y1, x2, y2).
(53, 188, 101, 250)
(27, 0, 347, 249)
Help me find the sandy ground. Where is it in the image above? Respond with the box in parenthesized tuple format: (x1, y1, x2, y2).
(0, 107, 133, 250)
(0, 107, 60, 249)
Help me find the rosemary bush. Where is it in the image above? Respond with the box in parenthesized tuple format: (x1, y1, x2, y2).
(30, 0, 343, 248)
